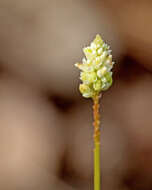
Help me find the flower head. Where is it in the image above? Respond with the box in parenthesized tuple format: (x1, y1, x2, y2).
(75, 34, 114, 98)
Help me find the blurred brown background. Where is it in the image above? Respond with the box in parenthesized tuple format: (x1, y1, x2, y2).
(0, 0, 152, 189)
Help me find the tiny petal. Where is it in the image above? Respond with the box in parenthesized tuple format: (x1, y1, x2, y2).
(91, 42, 96, 50)
(97, 48, 103, 55)
(82, 58, 87, 63)
(108, 55, 112, 61)
(97, 66, 107, 77)
(100, 51, 108, 61)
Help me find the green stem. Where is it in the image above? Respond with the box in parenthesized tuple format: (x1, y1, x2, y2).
(93, 95, 101, 190)
(94, 143, 100, 190)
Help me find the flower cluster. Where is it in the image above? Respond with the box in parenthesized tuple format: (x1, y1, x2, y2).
(75, 34, 114, 98)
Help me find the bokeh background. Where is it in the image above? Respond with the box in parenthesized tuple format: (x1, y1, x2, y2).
(0, 0, 152, 189)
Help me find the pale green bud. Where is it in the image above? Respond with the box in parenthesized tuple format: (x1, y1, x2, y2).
(102, 78, 113, 91)
(93, 34, 104, 46)
(79, 84, 88, 93)
(79, 84, 93, 98)
(80, 72, 97, 83)
(101, 77, 107, 83)
(93, 80, 102, 91)
(104, 72, 112, 81)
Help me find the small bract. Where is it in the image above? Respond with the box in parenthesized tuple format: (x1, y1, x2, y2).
(75, 34, 114, 98)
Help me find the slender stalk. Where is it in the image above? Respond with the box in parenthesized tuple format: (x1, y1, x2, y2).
(93, 94, 101, 190)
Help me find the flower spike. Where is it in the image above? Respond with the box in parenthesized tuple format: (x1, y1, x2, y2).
(75, 34, 114, 98)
